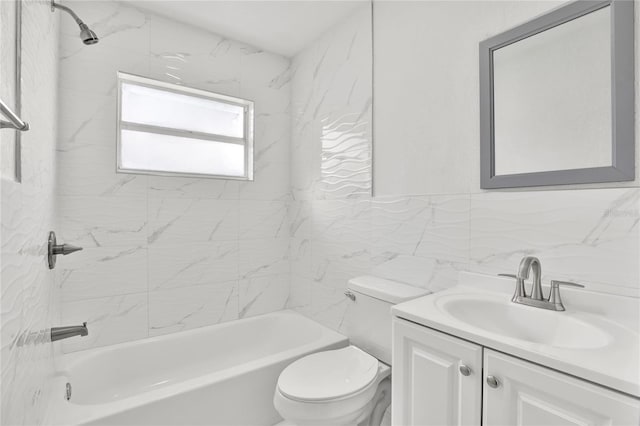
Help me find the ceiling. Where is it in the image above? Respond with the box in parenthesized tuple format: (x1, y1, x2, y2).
(125, 0, 367, 57)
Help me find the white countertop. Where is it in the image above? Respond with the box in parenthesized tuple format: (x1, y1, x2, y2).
(392, 272, 640, 398)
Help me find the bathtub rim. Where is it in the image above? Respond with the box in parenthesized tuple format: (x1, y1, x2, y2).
(47, 310, 348, 426)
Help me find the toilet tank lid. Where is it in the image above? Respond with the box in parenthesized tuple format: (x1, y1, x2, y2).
(347, 276, 430, 304)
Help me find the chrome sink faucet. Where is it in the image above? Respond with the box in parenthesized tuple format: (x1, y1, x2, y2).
(500, 256, 584, 311)
(517, 256, 543, 300)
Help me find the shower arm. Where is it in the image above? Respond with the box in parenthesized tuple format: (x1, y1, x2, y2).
(51, 1, 85, 26)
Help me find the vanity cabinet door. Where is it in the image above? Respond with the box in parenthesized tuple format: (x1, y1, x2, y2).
(392, 318, 482, 426)
(483, 349, 640, 426)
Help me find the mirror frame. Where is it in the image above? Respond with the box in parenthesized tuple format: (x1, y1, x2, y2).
(479, 0, 634, 189)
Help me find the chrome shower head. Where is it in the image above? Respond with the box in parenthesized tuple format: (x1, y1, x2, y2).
(79, 23, 99, 45)
(51, 1, 99, 46)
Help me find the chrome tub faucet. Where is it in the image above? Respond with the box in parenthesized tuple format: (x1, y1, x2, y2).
(51, 322, 88, 342)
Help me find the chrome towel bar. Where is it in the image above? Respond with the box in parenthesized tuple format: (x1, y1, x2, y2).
(0, 98, 29, 131)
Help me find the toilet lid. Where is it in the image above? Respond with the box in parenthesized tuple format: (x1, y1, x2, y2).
(277, 346, 379, 402)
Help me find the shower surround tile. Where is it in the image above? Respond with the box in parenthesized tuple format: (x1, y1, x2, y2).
(60, 293, 149, 353)
(57, 89, 117, 150)
(148, 282, 238, 337)
(1, 2, 59, 423)
(58, 246, 148, 302)
(238, 160, 291, 201)
(57, 195, 148, 248)
(147, 198, 238, 244)
(59, 0, 150, 54)
(56, 141, 148, 198)
(148, 241, 239, 290)
(239, 238, 290, 279)
(56, 1, 292, 352)
(147, 175, 238, 200)
(58, 36, 149, 95)
(239, 200, 289, 240)
(239, 274, 291, 318)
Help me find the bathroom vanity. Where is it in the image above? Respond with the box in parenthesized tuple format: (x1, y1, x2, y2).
(391, 272, 640, 425)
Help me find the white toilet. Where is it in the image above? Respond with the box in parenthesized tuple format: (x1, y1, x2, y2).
(274, 276, 430, 426)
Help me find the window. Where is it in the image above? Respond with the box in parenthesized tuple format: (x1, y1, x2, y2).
(116, 72, 254, 180)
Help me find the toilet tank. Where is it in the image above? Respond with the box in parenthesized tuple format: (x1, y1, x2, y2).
(344, 276, 430, 365)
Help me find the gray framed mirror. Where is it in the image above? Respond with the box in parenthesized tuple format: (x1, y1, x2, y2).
(479, 0, 634, 189)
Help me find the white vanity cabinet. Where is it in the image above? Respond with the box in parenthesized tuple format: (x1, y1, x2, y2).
(483, 349, 640, 426)
(391, 318, 483, 426)
(392, 317, 640, 426)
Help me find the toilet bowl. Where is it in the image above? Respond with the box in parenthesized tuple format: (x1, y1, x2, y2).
(274, 276, 429, 426)
(274, 346, 391, 426)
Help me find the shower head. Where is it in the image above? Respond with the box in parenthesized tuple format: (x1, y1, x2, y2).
(79, 23, 99, 45)
(51, 1, 99, 45)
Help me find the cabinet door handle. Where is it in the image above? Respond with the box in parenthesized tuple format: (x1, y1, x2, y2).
(486, 375, 500, 388)
(459, 364, 472, 376)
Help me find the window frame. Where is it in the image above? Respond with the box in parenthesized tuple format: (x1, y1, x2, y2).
(116, 72, 254, 181)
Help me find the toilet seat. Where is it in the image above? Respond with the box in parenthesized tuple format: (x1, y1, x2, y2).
(277, 346, 379, 402)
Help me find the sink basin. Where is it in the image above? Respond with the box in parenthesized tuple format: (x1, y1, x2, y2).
(437, 294, 612, 349)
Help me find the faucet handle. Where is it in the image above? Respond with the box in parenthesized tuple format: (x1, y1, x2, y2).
(550, 280, 584, 289)
(548, 280, 585, 311)
(498, 273, 527, 300)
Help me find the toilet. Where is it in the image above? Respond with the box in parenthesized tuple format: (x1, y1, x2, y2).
(274, 276, 430, 426)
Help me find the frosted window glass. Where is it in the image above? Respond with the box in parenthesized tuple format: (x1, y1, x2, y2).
(120, 130, 245, 177)
(121, 83, 245, 138)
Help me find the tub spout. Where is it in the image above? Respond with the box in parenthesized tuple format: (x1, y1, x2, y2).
(51, 322, 88, 342)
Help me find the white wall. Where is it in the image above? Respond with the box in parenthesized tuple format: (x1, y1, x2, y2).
(374, 0, 640, 195)
(290, 0, 639, 333)
(55, 1, 291, 353)
(1, 0, 60, 423)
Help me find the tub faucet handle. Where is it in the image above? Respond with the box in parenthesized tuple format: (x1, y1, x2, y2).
(48, 231, 83, 269)
(52, 243, 82, 256)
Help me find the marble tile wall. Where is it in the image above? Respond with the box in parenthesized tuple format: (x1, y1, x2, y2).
(290, 5, 372, 201)
(1, 1, 60, 424)
(288, 1, 640, 333)
(53, 0, 640, 352)
(55, 1, 291, 353)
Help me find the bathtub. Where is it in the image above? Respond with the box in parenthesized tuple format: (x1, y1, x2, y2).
(49, 310, 348, 426)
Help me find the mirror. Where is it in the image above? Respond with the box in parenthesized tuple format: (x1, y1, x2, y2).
(480, 0, 634, 189)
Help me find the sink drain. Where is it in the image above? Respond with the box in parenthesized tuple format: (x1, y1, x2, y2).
(65, 382, 72, 401)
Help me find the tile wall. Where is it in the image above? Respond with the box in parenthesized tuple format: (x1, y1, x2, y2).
(1, 0, 60, 423)
(288, 1, 640, 334)
(55, 1, 291, 352)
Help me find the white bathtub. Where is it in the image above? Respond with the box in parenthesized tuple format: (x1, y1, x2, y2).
(49, 310, 348, 426)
